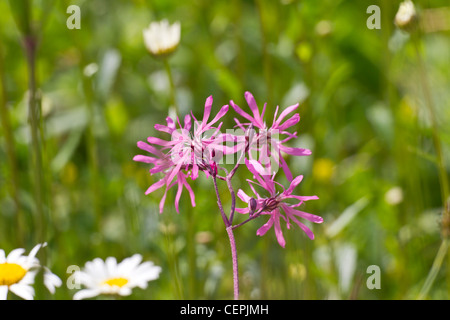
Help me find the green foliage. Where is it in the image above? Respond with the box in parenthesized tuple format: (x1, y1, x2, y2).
(0, 0, 449, 300)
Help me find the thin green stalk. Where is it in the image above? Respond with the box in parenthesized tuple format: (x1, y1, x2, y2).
(24, 34, 47, 251)
(163, 58, 179, 116)
(0, 43, 24, 246)
(412, 35, 450, 298)
(186, 198, 197, 298)
(24, 33, 49, 300)
(255, 0, 273, 111)
(412, 39, 449, 212)
(81, 71, 102, 228)
(161, 201, 184, 299)
(418, 239, 449, 300)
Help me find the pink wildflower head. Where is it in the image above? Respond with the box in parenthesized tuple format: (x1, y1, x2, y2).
(133, 96, 229, 213)
(229, 91, 311, 181)
(236, 159, 322, 248)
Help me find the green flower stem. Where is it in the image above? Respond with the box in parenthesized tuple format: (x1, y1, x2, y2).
(163, 58, 179, 117)
(418, 239, 449, 300)
(255, 0, 273, 111)
(24, 34, 47, 250)
(0, 43, 24, 246)
(81, 71, 102, 228)
(24, 33, 50, 300)
(412, 34, 450, 299)
(412, 39, 449, 213)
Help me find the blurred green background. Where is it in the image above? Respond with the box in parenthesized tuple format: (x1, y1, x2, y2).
(0, 0, 449, 300)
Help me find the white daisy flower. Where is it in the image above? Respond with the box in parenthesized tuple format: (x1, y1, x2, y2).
(143, 19, 181, 57)
(0, 243, 61, 300)
(395, 0, 417, 31)
(73, 254, 162, 300)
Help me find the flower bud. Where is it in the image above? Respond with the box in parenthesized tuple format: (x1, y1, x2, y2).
(248, 198, 257, 215)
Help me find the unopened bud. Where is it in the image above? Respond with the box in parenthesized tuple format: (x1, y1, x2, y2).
(249, 198, 257, 215)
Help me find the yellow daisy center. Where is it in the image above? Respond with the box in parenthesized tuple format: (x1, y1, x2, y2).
(103, 277, 129, 288)
(0, 263, 27, 286)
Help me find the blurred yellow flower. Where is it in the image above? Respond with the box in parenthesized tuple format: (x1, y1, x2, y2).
(313, 158, 335, 183)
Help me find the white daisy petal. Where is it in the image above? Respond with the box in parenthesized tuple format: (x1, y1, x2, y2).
(0, 250, 5, 263)
(6, 248, 25, 262)
(118, 254, 142, 274)
(27, 242, 46, 261)
(44, 268, 62, 294)
(73, 288, 102, 300)
(143, 19, 181, 56)
(105, 257, 118, 277)
(19, 269, 38, 286)
(10, 283, 35, 300)
(0, 286, 8, 300)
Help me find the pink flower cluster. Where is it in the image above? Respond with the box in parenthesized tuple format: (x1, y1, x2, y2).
(134, 91, 323, 247)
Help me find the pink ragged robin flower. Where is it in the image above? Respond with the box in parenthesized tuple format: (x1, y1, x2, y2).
(133, 96, 229, 213)
(236, 159, 322, 248)
(230, 91, 311, 181)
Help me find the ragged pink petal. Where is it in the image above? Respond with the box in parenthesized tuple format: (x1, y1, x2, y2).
(145, 178, 166, 195)
(273, 215, 286, 248)
(244, 91, 264, 128)
(279, 145, 312, 156)
(201, 95, 214, 128)
(276, 114, 300, 131)
(273, 103, 299, 128)
(133, 155, 157, 164)
(286, 175, 304, 195)
(256, 216, 274, 237)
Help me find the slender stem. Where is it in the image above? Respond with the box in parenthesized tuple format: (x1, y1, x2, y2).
(213, 173, 240, 299)
(232, 211, 262, 230)
(218, 166, 237, 224)
(163, 58, 179, 116)
(255, 0, 273, 110)
(412, 39, 449, 210)
(213, 175, 230, 227)
(226, 226, 239, 300)
(412, 35, 450, 298)
(24, 34, 46, 248)
(0, 43, 24, 245)
(418, 239, 449, 300)
(81, 69, 102, 228)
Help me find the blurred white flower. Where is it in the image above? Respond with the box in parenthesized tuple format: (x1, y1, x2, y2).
(143, 19, 181, 57)
(0, 243, 62, 300)
(73, 254, 162, 300)
(395, 0, 417, 31)
(385, 186, 404, 205)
